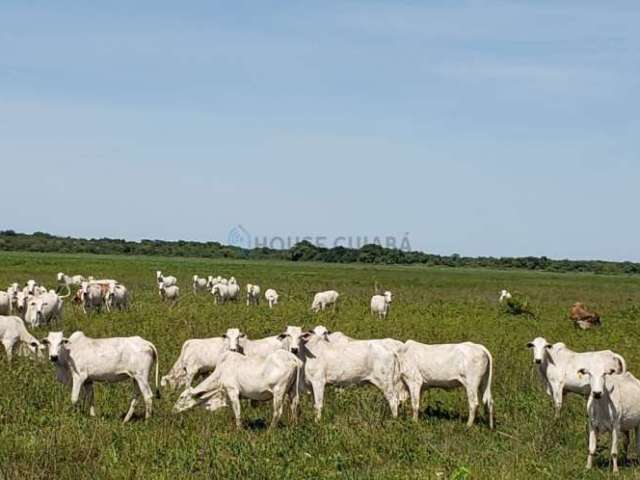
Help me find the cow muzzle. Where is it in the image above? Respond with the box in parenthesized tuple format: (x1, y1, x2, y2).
(534, 359, 542, 365)
(291, 347, 299, 354)
(593, 391, 602, 399)
(50, 355, 59, 363)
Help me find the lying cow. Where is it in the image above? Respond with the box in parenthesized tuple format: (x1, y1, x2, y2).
(569, 302, 601, 330)
(173, 349, 302, 429)
(580, 366, 640, 473)
(401, 340, 494, 428)
(161, 337, 226, 389)
(0, 315, 41, 362)
(527, 337, 626, 417)
(42, 331, 160, 422)
(280, 325, 401, 421)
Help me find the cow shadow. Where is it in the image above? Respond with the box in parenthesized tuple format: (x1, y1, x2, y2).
(420, 404, 463, 422)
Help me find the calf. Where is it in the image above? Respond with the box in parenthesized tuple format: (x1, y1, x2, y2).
(0, 315, 41, 362)
(580, 367, 640, 473)
(570, 302, 601, 330)
(161, 337, 226, 389)
(282, 325, 400, 421)
(527, 337, 626, 417)
(401, 340, 494, 428)
(42, 331, 160, 422)
(173, 350, 302, 429)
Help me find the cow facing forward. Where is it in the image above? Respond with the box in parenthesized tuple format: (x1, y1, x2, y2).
(42, 331, 160, 422)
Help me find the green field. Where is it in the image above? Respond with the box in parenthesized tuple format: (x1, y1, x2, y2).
(1, 251, 639, 479)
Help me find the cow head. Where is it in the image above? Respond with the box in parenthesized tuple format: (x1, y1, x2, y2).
(526, 337, 552, 364)
(222, 328, 246, 353)
(26, 280, 37, 295)
(578, 366, 618, 400)
(57, 272, 65, 283)
(311, 325, 331, 342)
(40, 331, 69, 363)
(277, 326, 309, 354)
(384, 291, 393, 303)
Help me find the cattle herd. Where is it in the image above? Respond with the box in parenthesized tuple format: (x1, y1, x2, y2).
(0, 275, 636, 473)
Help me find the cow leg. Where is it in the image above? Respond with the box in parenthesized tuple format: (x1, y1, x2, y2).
(465, 383, 480, 428)
(288, 379, 301, 423)
(552, 385, 563, 418)
(135, 376, 154, 420)
(83, 383, 96, 417)
(226, 388, 242, 429)
(612, 427, 620, 473)
(586, 425, 597, 470)
(70, 375, 86, 409)
(405, 380, 422, 421)
(270, 388, 285, 430)
(310, 380, 325, 422)
(623, 430, 631, 460)
(2, 339, 15, 363)
(369, 378, 399, 418)
(123, 380, 141, 423)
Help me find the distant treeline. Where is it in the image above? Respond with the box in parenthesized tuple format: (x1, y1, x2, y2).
(1, 230, 638, 275)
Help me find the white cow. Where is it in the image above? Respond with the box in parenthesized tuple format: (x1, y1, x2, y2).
(192, 275, 209, 294)
(229, 276, 237, 285)
(311, 290, 339, 313)
(246, 284, 261, 306)
(371, 291, 393, 319)
(527, 337, 626, 417)
(159, 284, 180, 304)
(498, 289, 512, 303)
(264, 289, 279, 309)
(211, 283, 240, 304)
(161, 337, 226, 389)
(105, 283, 130, 311)
(281, 325, 400, 421)
(156, 271, 177, 294)
(0, 291, 11, 315)
(0, 315, 41, 362)
(24, 291, 64, 327)
(222, 328, 284, 358)
(42, 331, 160, 422)
(25, 279, 39, 295)
(57, 273, 86, 294)
(581, 368, 640, 473)
(401, 340, 494, 428)
(206, 276, 223, 288)
(173, 350, 302, 429)
(7, 284, 20, 312)
(80, 282, 105, 314)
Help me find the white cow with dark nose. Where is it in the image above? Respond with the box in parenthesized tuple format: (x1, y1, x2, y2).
(24, 291, 64, 327)
(41, 331, 160, 422)
(246, 284, 261, 306)
(580, 366, 640, 473)
(264, 289, 279, 309)
(526, 337, 626, 418)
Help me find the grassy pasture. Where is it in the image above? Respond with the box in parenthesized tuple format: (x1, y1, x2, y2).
(1, 251, 640, 479)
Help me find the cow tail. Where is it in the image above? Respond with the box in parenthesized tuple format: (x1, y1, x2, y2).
(479, 345, 494, 428)
(614, 354, 627, 374)
(150, 342, 161, 399)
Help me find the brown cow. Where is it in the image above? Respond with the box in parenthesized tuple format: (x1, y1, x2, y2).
(569, 302, 601, 330)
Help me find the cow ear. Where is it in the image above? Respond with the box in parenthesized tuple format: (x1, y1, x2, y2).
(277, 333, 287, 340)
(526, 342, 534, 348)
(577, 368, 587, 376)
(240, 333, 247, 339)
(300, 332, 312, 342)
(40, 338, 49, 345)
(607, 368, 617, 375)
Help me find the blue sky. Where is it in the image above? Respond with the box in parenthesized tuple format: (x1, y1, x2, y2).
(1, 1, 638, 261)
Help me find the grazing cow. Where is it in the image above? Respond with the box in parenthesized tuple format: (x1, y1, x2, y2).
(0, 315, 41, 362)
(222, 328, 284, 358)
(159, 284, 180, 304)
(80, 282, 105, 314)
(173, 350, 302, 429)
(498, 289, 512, 303)
(246, 284, 261, 306)
(105, 283, 130, 311)
(311, 290, 339, 313)
(526, 337, 626, 417)
(156, 271, 177, 293)
(0, 291, 11, 315)
(284, 325, 400, 421)
(569, 302, 601, 330)
(192, 275, 209, 294)
(24, 291, 64, 327)
(161, 337, 226, 389)
(264, 288, 279, 309)
(580, 368, 640, 473)
(371, 291, 393, 319)
(41, 331, 160, 422)
(401, 340, 494, 428)
(211, 283, 240, 304)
